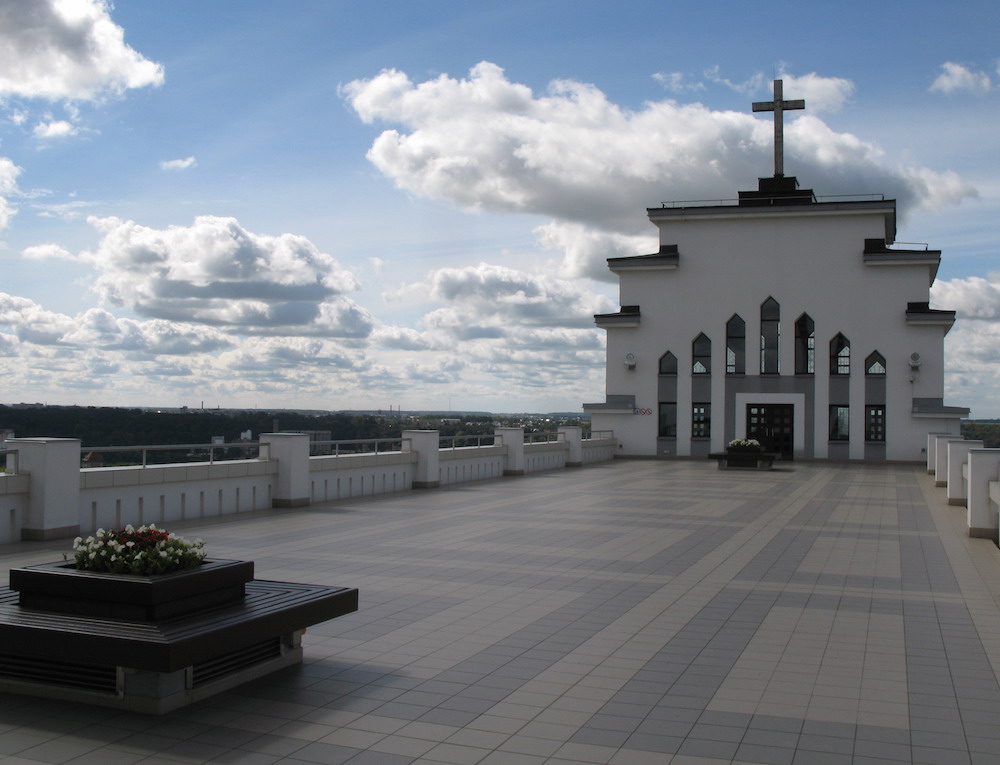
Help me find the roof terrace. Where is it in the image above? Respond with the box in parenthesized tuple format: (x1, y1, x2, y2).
(1, 459, 999, 764)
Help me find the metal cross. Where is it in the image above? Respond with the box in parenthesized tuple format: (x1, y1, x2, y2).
(752, 79, 805, 177)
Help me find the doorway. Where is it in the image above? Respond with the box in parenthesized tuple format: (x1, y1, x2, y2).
(746, 404, 794, 459)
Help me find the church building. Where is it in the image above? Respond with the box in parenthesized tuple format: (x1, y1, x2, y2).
(584, 81, 968, 462)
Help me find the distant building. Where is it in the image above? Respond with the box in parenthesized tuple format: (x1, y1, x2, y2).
(585, 81, 968, 461)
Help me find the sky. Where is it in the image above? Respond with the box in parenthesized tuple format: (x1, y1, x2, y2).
(0, 0, 998, 416)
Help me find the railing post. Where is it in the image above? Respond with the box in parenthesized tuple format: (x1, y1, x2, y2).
(404, 430, 440, 488)
(933, 434, 966, 487)
(967, 449, 1000, 539)
(10, 437, 81, 541)
(947, 440, 983, 506)
(259, 433, 310, 508)
(559, 426, 583, 467)
(495, 428, 524, 475)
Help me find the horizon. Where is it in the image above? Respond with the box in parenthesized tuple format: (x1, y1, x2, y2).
(0, 2, 998, 415)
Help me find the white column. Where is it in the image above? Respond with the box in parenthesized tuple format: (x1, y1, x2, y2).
(559, 426, 582, 467)
(12, 437, 81, 541)
(933, 435, 966, 487)
(259, 433, 310, 507)
(967, 449, 1000, 539)
(404, 430, 440, 488)
(496, 427, 525, 475)
(926, 432, 952, 474)
(947, 440, 984, 506)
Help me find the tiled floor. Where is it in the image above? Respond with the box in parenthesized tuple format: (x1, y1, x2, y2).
(3, 460, 1000, 764)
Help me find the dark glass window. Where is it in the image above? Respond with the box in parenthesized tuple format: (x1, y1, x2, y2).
(692, 333, 711, 374)
(692, 403, 711, 438)
(795, 314, 815, 375)
(830, 333, 850, 375)
(866, 405, 885, 442)
(658, 403, 677, 437)
(659, 351, 678, 375)
(760, 298, 780, 374)
(865, 351, 886, 375)
(829, 405, 849, 441)
(726, 315, 745, 375)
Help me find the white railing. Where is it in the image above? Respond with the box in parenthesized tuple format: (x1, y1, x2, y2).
(525, 432, 564, 443)
(585, 430, 615, 440)
(308, 437, 409, 456)
(439, 435, 498, 449)
(81, 442, 263, 468)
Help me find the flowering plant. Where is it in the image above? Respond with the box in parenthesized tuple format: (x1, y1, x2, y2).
(72, 524, 207, 575)
(728, 438, 762, 448)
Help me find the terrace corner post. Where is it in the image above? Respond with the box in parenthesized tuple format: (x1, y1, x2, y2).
(495, 428, 525, 475)
(259, 433, 310, 507)
(559, 426, 583, 467)
(403, 430, 440, 489)
(10, 437, 81, 541)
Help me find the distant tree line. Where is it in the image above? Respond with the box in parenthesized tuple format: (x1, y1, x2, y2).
(0, 405, 584, 449)
(961, 421, 1000, 448)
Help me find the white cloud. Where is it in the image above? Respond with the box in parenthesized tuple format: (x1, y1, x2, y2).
(82, 215, 372, 336)
(33, 119, 76, 138)
(703, 66, 766, 95)
(930, 62, 992, 94)
(21, 243, 75, 260)
(535, 221, 655, 282)
(652, 72, 704, 93)
(0, 155, 21, 230)
(777, 71, 854, 113)
(932, 274, 1000, 320)
(0, 0, 164, 102)
(344, 62, 975, 277)
(160, 156, 197, 171)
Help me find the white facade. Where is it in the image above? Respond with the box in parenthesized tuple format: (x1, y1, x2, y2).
(585, 177, 968, 462)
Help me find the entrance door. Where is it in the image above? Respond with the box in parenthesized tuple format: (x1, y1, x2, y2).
(746, 404, 794, 459)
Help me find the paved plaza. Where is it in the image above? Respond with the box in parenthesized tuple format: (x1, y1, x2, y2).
(2, 459, 1000, 764)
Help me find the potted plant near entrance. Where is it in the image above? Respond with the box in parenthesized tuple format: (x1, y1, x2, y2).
(725, 438, 764, 468)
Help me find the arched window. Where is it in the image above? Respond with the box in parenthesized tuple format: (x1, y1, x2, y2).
(659, 351, 678, 375)
(692, 334, 711, 374)
(726, 315, 745, 375)
(795, 314, 815, 375)
(760, 298, 780, 374)
(865, 351, 886, 375)
(830, 333, 850, 375)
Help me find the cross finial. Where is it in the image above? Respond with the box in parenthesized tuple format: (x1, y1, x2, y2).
(752, 79, 805, 177)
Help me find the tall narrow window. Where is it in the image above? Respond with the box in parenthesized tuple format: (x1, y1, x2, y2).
(866, 405, 885, 442)
(692, 333, 711, 374)
(829, 405, 849, 441)
(795, 314, 815, 375)
(692, 403, 711, 438)
(830, 333, 850, 375)
(865, 351, 886, 375)
(658, 403, 677, 437)
(659, 351, 678, 375)
(760, 298, 780, 374)
(726, 315, 745, 374)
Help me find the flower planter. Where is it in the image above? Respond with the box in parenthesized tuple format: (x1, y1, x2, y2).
(9, 559, 253, 621)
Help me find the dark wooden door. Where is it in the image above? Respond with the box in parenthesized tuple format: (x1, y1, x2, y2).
(746, 404, 794, 459)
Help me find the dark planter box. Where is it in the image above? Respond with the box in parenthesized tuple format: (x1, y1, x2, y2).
(9, 559, 253, 621)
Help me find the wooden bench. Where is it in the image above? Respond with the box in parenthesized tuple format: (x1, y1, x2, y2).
(0, 562, 358, 713)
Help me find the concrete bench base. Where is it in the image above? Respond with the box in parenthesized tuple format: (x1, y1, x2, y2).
(708, 452, 777, 470)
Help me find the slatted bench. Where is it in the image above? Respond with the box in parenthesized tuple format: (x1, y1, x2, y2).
(0, 560, 358, 714)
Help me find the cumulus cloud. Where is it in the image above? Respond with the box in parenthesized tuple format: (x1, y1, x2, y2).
(930, 62, 992, 94)
(932, 274, 1000, 320)
(0, 156, 21, 230)
(21, 243, 75, 260)
(33, 119, 77, 138)
(82, 215, 373, 336)
(777, 71, 854, 113)
(160, 156, 197, 171)
(652, 72, 705, 93)
(343, 61, 975, 274)
(0, 0, 164, 102)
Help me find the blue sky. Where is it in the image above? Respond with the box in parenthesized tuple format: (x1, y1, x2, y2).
(1, 0, 998, 414)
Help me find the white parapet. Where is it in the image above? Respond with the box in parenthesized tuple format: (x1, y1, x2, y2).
(559, 426, 583, 467)
(259, 433, 310, 507)
(967, 448, 1000, 539)
(404, 430, 440, 489)
(495, 428, 524, 475)
(947, 440, 984, 506)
